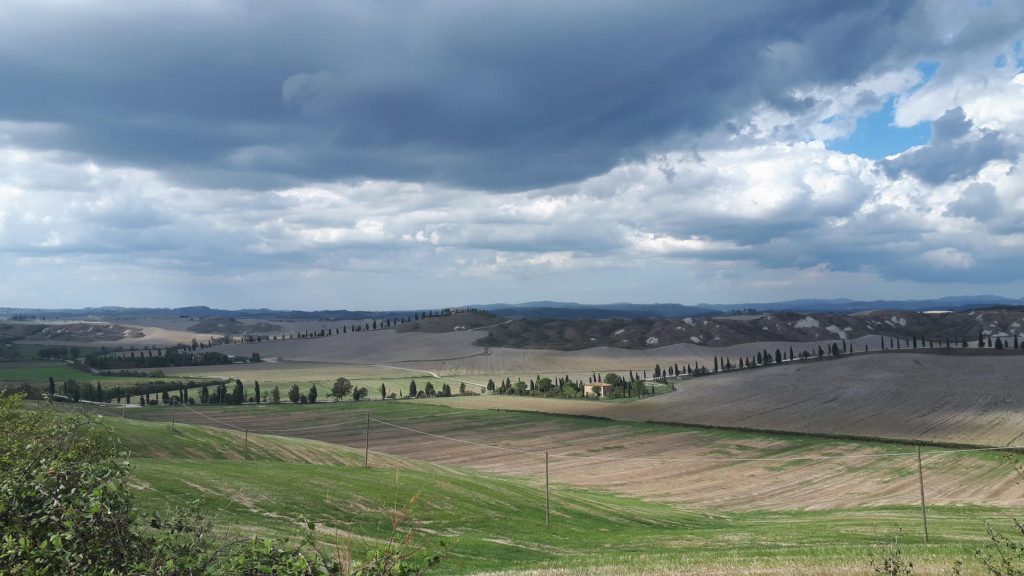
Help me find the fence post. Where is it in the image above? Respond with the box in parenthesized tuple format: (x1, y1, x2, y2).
(917, 446, 929, 544)
(171, 398, 176, 431)
(364, 411, 370, 468)
(545, 451, 551, 527)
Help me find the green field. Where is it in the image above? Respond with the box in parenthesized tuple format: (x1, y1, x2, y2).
(104, 415, 1017, 575)
(0, 362, 153, 384)
(23, 398, 1003, 575)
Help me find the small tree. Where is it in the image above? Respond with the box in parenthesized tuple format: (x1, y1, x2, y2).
(352, 387, 368, 402)
(254, 381, 261, 404)
(270, 386, 281, 404)
(308, 384, 318, 403)
(288, 384, 301, 404)
(232, 380, 244, 404)
(331, 377, 353, 401)
(380, 383, 386, 400)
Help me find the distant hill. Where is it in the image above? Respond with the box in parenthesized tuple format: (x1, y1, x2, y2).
(473, 296, 1024, 318)
(0, 306, 429, 322)
(2, 295, 1022, 322)
(475, 302, 720, 319)
(187, 317, 282, 335)
(475, 308, 1024, 350)
(699, 295, 1024, 313)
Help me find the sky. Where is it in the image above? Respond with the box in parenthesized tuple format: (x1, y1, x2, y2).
(1, 1, 1023, 310)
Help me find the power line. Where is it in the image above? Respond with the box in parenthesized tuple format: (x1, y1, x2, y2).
(179, 404, 245, 430)
(370, 418, 542, 455)
(367, 417, 1023, 463)
(253, 416, 368, 434)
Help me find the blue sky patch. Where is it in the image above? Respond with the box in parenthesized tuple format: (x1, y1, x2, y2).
(827, 61, 937, 159)
(827, 97, 931, 159)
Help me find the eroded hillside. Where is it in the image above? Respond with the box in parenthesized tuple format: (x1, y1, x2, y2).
(473, 308, 1024, 350)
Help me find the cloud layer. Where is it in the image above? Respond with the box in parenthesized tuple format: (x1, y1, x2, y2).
(1, 1, 1023, 308)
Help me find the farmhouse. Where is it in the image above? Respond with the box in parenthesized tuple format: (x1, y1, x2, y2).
(583, 382, 614, 398)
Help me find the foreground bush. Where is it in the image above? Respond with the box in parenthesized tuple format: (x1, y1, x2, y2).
(0, 393, 443, 575)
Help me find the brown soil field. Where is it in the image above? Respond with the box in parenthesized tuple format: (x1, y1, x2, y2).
(122, 401, 1024, 512)
(161, 361, 430, 381)
(204, 326, 864, 380)
(19, 324, 221, 348)
(399, 338, 876, 390)
(212, 329, 485, 363)
(429, 352, 1024, 447)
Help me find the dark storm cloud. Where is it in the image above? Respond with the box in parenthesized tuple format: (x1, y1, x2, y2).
(0, 0, 932, 191)
(882, 107, 1018, 185)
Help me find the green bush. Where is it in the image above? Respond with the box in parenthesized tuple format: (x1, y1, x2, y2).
(977, 520, 1024, 575)
(1, 393, 139, 573)
(0, 393, 444, 575)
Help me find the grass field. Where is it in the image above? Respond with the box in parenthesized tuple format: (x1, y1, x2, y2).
(94, 412, 1021, 575)
(0, 361, 207, 386)
(92, 399, 1024, 512)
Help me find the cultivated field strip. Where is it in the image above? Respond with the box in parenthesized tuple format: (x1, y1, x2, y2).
(117, 402, 1024, 512)
(211, 329, 486, 364)
(188, 326, 874, 378)
(403, 337, 877, 379)
(430, 353, 1024, 447)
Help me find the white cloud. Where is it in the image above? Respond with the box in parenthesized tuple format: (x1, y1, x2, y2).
(2, 2, 1024, 308)
(921, 247, 975, 269)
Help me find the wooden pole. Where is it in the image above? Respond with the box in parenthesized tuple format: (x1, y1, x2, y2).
(122, 400, 126, 419)
(244, 429, 249, 461)
(917, 446, 929, 544)
(545, 451, 551, 527)
(364, 411, 370, 468)
(171, 398, 176, 431)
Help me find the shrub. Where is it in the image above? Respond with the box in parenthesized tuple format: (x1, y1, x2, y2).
(0, 393, 445, 575)
(0, 393, 140, 574)
(976, 519, 1024, 575)
(869, 533, 914, 576)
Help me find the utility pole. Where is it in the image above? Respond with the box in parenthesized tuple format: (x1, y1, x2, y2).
(917, 446, 929, 544)
(171, 397, 176, 431)
(545, 451, 551, 527)
(364, 411, 370, 468)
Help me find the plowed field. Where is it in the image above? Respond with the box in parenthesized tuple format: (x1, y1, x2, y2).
(120, 400, 1024, 512)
